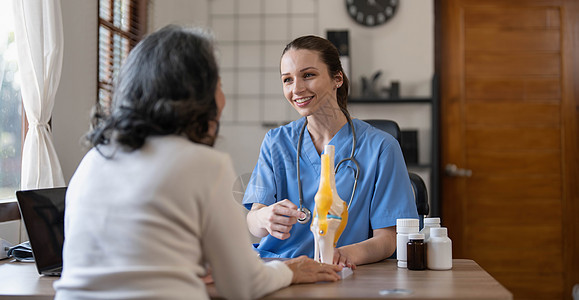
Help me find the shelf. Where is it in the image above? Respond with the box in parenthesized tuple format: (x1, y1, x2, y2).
(348, 97, 431, 104)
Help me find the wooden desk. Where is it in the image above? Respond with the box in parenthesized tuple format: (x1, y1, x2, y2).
(0, 259, 512, 299)
(0, 260, 56, 300)
(207, 259, 512, 300)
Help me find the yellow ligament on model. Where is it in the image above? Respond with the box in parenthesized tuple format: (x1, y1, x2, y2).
(333, 201, 348, 247)
(325, 145, 348, 247)
(314, 154, 332, 235)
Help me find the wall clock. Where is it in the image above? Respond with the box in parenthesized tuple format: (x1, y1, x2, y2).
(345, 0, 399, 27)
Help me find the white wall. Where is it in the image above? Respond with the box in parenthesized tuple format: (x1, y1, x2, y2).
(53, 0, 433, 186)
(321, 0, 433, 98)
(148, 0, 209, 31)
(211, 0, 434, 177)
(52, 0, 97, 182)
(320, 0, 434, 171)
(53, 0, 211, 182)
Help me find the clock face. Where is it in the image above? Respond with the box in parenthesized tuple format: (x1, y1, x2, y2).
(345, 0, 399, 27)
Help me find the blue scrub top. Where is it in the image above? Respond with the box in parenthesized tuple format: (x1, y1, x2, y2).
(242, 117, 418, 258)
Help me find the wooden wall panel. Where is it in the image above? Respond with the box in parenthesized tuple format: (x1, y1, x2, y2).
(465, 53, 560, 76)
(467, 198, 562, 226)
(468, 224, 563, 290)
(466, 176, 561, 199)
(468, 224, 563, 277)
(466, 77, 561, 100)
(466, 29, 560, 51)
(464, 7, 560, 29)
(467, 229, 563, 253)
(467, 225, 562, 251)
(525, 79, 562, 99)
(491, 272, 563, 299)
(468, 151, 561, 175)
(465, 102, 560, 125)
(465, 127, 560, 150)
(472, 249, 563, 274)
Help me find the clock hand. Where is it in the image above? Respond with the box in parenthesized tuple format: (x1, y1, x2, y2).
(367, 0, 384, 11)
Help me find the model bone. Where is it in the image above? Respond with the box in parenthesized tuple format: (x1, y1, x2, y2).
(310, 145, 348, 264)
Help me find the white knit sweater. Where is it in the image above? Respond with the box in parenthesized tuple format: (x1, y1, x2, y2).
(54, 135, 292, 300)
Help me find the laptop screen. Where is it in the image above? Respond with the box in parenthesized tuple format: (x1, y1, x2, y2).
(16, 187, 66, 275)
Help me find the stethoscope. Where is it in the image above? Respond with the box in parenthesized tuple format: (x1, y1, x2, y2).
(296, 112, 360, 224)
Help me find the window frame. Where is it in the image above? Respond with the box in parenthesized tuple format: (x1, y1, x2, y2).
(97, 0, 147, 109)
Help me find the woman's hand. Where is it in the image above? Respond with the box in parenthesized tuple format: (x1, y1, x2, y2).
(201, 266, 214, 284)
(284, 256, 342, 284)
(333, 247, 357, 270)
(201, 274, 214, 284)
(247, 200, 306, 240)
(333, 227, 396, 267)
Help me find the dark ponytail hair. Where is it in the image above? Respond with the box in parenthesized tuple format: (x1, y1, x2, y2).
(282, 35, 350, 115)
(87, 25, 220, 152)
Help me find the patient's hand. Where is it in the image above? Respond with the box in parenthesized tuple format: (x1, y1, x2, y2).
(201, 274, 214, 284)
(201, 266, 214, 284)
(284, 255, 342, 284)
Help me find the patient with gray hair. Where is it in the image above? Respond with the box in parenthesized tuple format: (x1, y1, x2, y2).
(54, 24, 341, 300)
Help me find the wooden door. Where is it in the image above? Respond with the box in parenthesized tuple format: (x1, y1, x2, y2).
(438, 0, 579, 299)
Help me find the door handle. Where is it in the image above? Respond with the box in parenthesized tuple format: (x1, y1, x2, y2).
(445, 164, 472, 177)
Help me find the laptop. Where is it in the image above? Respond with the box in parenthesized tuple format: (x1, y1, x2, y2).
(15, 187, 66, 276)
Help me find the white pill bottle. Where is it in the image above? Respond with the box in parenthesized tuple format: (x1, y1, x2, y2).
(419, 217, 441, 242)
(426, 227, 453, 270)
(396, 218, 419, 268)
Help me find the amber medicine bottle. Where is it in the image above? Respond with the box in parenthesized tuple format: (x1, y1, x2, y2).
(407, 233, 426, 270)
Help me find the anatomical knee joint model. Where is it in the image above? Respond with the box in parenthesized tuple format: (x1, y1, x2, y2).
(310, 145, 348, 264)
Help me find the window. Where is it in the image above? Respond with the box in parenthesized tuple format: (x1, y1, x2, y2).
(98, 0, 147, 109)
(0, 0, 22, 200)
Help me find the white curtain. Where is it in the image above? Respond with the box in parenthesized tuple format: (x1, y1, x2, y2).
(13, 0, 65, 189)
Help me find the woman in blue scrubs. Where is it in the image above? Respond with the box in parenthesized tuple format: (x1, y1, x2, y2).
(243, 35, 418, 268)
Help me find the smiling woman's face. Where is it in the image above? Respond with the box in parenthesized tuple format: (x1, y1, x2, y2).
(280, 49, 342, 117)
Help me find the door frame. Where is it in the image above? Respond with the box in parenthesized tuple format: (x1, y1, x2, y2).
(434, 0, 579, 296)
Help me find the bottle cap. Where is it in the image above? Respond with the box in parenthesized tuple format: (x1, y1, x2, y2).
(424, 217, 441, 224)
(396, 218, 419, 228)
(398, 226, 419, 234)
(408, 233, 424, 240)
(431, 227, 448, 237)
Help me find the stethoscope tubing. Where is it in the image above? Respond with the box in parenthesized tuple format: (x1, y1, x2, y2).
(296, 112, 360, 224)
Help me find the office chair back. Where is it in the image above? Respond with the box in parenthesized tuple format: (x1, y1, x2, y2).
(363, 119, 401, 142)
(364, 119, 430, 225)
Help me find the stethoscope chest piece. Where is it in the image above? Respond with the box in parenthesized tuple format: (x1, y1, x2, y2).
(297, 206, 311, 224)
